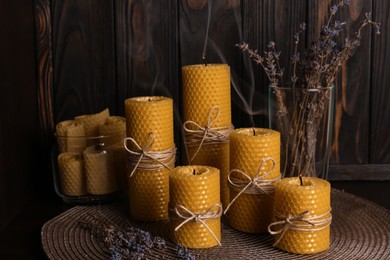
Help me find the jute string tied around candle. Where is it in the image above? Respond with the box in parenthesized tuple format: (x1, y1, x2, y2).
(124, 132, 176, 177)
(268, 209, 332, 246)
(171, 203, 223, 246)
(183, 106, 234, 162)
(224, 157, 280, 214)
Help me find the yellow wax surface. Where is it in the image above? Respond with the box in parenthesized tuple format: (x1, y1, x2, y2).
(228, 128, 281, 233)
(57, 153, 86, 196)
(169, 165, 221, 248)
(75, 108, 110, 137)
(83, 145, 117, 195)
(125, 96, 174, 221)
(182, 64, 232, 208)
(273, 177, 331, 254)
(56, 120, 86, 154)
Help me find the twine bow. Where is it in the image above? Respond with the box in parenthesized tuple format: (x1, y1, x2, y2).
(124, 132, 176, 177)
(183, 106, 233, 162)
(172, 203, 223, 246)
(268, 209, 332, 246)
(224, 157, 280, 214)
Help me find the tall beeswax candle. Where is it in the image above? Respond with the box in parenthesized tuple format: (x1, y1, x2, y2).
(182, 64, 232, 208)
(226, 128, 280, 233)
(269, 177, 332, 254)
(170, 165, 221, 248)
(125, 96, 174, 221)
(57, 153, 86, 196)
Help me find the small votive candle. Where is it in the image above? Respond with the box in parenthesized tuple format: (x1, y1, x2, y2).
(269, 177, 332, 254)
(169, 165, 221, 248)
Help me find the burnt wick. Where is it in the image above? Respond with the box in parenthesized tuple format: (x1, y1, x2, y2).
(193, 169, 196, 175)
(299, 173, 303, 186)
(202, 56, 208, 67)
(252, 128, 256, 136)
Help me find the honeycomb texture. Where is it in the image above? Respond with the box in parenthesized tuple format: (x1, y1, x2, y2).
(83, 145, 117, 195)
(98, 116, 126, 147)
(57, 153, 86, 196)
(75, 108, 110, 137)
(182, 64, 232, 208)
(228, 128, 281, 233)
(125, 96, 174, 221)
(56, 120, 86, 154)
(273, 177, 331, 254)
(169, 166, 221, 248)
(125, 97, 173, 151)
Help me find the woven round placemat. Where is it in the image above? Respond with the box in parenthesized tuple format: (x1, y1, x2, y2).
(41, 189, 390, 259)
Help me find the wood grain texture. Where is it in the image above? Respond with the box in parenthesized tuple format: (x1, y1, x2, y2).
(115, 0, 179, 106)
(328, 164, 390, 181)
(242, 0, 307, 126)
(34, 0, 55, 146)
(309, 0, 372, 164)
(51, 0, 117, 122)
(370, 0, 390, 163)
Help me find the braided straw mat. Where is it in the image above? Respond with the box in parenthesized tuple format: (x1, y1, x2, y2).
(41, 189, 390, 259)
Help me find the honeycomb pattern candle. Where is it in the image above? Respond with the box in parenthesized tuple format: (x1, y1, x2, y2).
(99, 116, 127, 191)
(170, 165, 221, 248)
(268, 177, 332, 254)
(57, 153, 86, 196)
(56, 120, 86, 154)
(75, 108, 110, 137)
(125, 96, 175, 221)
(182, 64, 232, 208)
(83, 144, 117, 195)
(226, 128, 281, 233)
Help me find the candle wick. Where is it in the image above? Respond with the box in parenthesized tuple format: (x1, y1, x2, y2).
(193, 169, 196, 175)
(202, 56, 208, 67)
(299, 173, 303, 186)
(252, 128, 256, 136)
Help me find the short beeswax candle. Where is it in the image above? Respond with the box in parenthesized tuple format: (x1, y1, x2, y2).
(125, 96, 174, 221)
(75, 108, 110, 137)
(56, 120, 86, 154)
(226, 128, 280, 233)
(170, 165, 221, 248)
(57, 153, 86, 196)
(269, 177, 332, 254)
(99, 116, 127, 191)
(83, 145, 117, 195)
(182, 64, 232, 208)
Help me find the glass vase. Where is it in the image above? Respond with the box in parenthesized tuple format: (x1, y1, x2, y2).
(268, 85, 334, 179)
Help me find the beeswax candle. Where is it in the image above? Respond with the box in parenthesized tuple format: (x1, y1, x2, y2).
(56, 120, 86, 154)
(125, 96, 174, 221)
(269, 177, 332, 254)
(57, 153, 86, 196)
(99, 116, 127, 191)
(75, 108, 110, 137)
(170, 165, 221, 248)
(226, 128, 280, 233)
(182, 64, 232, 208)
(98, 116, 126, 147)
(83, 145, 117, 195)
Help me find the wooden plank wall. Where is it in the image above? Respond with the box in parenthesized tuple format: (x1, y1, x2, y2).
(34, 0, 390, 182)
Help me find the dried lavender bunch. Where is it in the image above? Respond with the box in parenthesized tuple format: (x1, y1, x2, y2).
(237, 0, 381, 177)
(175, 245, 196, 260)
(79, 212, 168, 260)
